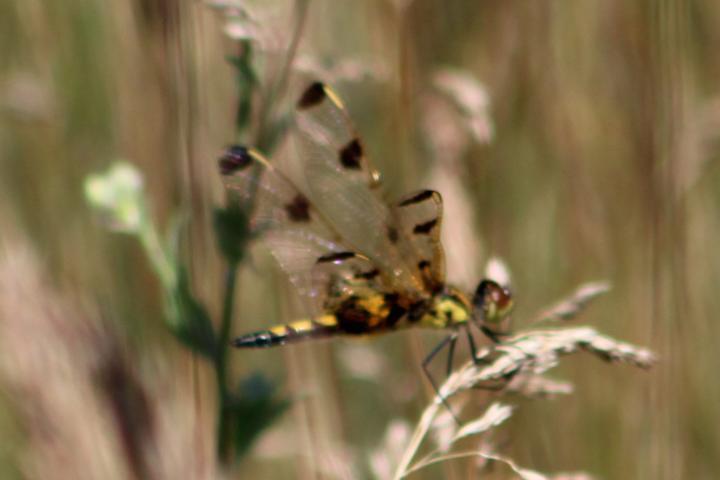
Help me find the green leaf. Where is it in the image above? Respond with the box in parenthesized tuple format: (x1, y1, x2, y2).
(168, 268, 217, 360)
(213, 205, 252, 265)
(225, 373, 290, 460)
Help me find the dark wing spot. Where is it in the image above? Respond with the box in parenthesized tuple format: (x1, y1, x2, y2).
(418, 260, 430, 270)
(285, 194, 311, 222)
(219, 145, 253, 175)
(387, 226, 399, 244)
(317, 251, 356, 264)
(356, 268, 380, 280)
(413, 218, 438, 235)
(297, 82, 326, 109)
(399, 189, 436, 207)
(339, 138, 363, 169)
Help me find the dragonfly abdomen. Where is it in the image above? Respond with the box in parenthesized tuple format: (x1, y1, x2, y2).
(233, 316, 340, 348)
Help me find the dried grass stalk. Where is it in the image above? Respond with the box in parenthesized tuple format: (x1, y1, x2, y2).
(393, 326, 657, 479)
(0, 243, 212, 479)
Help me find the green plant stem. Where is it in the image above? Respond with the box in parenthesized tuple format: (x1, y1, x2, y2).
(212, 2, 310, 462)
(216, 263, 238, 463)
(137, 207, 177, 290)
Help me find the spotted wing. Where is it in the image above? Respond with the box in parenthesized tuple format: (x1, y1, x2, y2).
(293, 82, 425, 295)
(391, 189, 446, 294)
(219, 146, 383, 312)
(296, 82, 381, 189)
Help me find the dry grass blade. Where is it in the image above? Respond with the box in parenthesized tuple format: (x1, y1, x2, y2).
(400, 414, 513, 480)
(432, 68, 493, 144)
(505, 374, 574, 398)
(474, 451, 594, 480)
(399, 448, 594, 480)
(531, 282, 611, 324)
(369, 421, 412, 480)
(470, 327, 656, 386)
(0, 242, 212, 479)
(393, 326, 656, 478)
(452, 402, 513, 443)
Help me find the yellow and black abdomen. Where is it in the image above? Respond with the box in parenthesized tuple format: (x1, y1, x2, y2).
(233, 316, 341, 348)
(232, 290, 471, 348)
(233, 293, 409, 348)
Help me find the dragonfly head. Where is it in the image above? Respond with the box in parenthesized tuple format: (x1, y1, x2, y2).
(472, 279, 514, 342)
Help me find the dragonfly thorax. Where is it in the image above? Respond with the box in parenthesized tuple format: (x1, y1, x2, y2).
(416, 287, 472, 329)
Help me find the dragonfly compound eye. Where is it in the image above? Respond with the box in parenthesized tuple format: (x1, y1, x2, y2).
(472, 279, 513, 336)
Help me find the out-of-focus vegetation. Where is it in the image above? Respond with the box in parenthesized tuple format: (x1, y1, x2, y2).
(1, 0, 718, 478)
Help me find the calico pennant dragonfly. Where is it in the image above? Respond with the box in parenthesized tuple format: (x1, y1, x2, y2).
(219, 81, 513, 398)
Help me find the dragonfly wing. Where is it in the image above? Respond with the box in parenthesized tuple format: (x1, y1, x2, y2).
(219, 146, 384, 315)
(391, 189, 446, 293)
(293, 82, 425, 295)
(219, 83, 450, 317)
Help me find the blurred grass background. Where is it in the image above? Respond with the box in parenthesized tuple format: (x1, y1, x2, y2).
(1, 0, 719, 478)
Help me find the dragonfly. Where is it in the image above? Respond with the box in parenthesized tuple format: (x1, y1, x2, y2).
(219, 81, 514, 402)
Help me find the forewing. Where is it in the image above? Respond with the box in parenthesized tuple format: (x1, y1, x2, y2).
(218, 83, 446, 309)
(296, 82, 381, 188)
(293, 82, 424, 295)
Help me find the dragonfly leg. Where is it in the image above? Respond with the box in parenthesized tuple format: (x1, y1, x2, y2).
(446, 333, 458, 377)
(422, 332, 460, 423)
(466, 328, 481, 365)
(480, 325, 502, 344)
